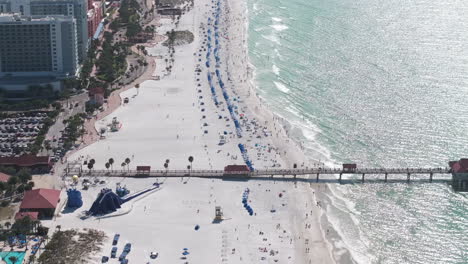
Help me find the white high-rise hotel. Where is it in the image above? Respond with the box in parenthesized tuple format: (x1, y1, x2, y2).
(0, 0, 88, 86)
(0, 0, 88, 62)
(0, 14, 78, 78)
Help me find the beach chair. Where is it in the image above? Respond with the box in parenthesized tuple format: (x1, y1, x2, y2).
(118, 251, 128, 261)
(112, 234, 120, 245)
(123, 243, 131, 253)
(111, 247, 117, 258)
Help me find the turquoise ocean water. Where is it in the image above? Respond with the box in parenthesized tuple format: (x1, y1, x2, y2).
(247, 0, 468, 263)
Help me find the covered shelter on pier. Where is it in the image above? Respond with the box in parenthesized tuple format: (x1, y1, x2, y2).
(449, 158, 468, 191)
(223, 165, 250, 178)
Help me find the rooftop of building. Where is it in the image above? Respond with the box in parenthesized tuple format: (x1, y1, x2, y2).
(0, 13, 74, 23)
(20, 188, 61, 209)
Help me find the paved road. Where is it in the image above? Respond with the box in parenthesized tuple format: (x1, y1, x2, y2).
(40, 92, 87, 156)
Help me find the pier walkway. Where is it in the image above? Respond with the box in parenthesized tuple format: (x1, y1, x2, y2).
(65, 166, 452, 183)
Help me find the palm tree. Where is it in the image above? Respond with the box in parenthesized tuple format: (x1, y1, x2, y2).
(121, 162, 126, 171)
(56, 225, 61, 232)
(32, 220, 40, 233)
(188, 156, 194, 172)
(5, 221, 11, 229)
(8, 256, 17, 264)
(125, 158, 131, 171)
(109, 158, 114, 171)
(105, 162, 110, 171)
(89, 159, 95, 166)
(87, 162, 94, 173)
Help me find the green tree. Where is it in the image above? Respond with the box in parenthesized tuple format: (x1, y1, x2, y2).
(12, 216, 33, 235)
(16, 168, 32, 184)
(8, 256, 17, 264)
(7, 176, 19, 186)
(188, 156, 194, 172)
(125, 158, 131, 171)
(108, 158, 114, 171)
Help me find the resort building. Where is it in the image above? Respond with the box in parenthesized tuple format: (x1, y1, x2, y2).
(0, 0, 88, 62)
(19, 188, 61, 218)
(15, 211, 39, 220)
(87, 0, 102, 39)
(0, 14, 79, 81)
(0, 155, 51, 173)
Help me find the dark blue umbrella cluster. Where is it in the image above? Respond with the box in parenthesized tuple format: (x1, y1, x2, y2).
(207, 72, 219, 105)
(238, 144, 254, 171)
(206, 0, 254, 169)
(242, 188, 254, 216)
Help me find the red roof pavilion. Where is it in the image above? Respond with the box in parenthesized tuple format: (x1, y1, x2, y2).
(20, 189, 61, 209)
(15, 212, 39, 221)
(0, 172, 11, 182)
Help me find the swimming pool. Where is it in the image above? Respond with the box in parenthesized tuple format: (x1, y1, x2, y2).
(0, 251, 26, 264)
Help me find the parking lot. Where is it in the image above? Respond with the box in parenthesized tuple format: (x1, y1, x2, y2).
(0, 112, 48, 156)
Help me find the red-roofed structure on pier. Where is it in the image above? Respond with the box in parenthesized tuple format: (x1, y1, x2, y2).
(449, 158, 468, 191)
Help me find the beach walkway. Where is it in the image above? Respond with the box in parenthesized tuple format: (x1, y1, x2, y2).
(65, 166, 452, 183)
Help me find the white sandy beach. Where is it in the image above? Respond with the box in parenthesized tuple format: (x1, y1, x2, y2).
(49, 0, 336, 263)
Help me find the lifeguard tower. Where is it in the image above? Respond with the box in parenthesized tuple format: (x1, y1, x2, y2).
(110, 117, 121, 132)
(214, 206, 223, 221)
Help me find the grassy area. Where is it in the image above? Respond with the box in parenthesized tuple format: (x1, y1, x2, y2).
(0, 204, 17, 221)
(163, 30, 194, 46)
(38, 229, 106, 264)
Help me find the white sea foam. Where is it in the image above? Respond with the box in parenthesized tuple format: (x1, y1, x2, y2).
(253, 3, 258, 11)
(270, 24, 289, 31)
(274, 81, 290, 93)
(261, 34, 280, 44)
(272, 17, 282, 22)
(272, 64, 280, 75)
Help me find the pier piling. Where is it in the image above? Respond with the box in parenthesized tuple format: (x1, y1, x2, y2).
(407, 173, 411, 183)
(429, 172, 433, 183)
(362, 173, 365, 183)
(316, 173, 319, 182)
(384, 173, 388, 182)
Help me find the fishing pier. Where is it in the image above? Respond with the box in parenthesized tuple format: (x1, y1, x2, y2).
(65, 158, 468, 191)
